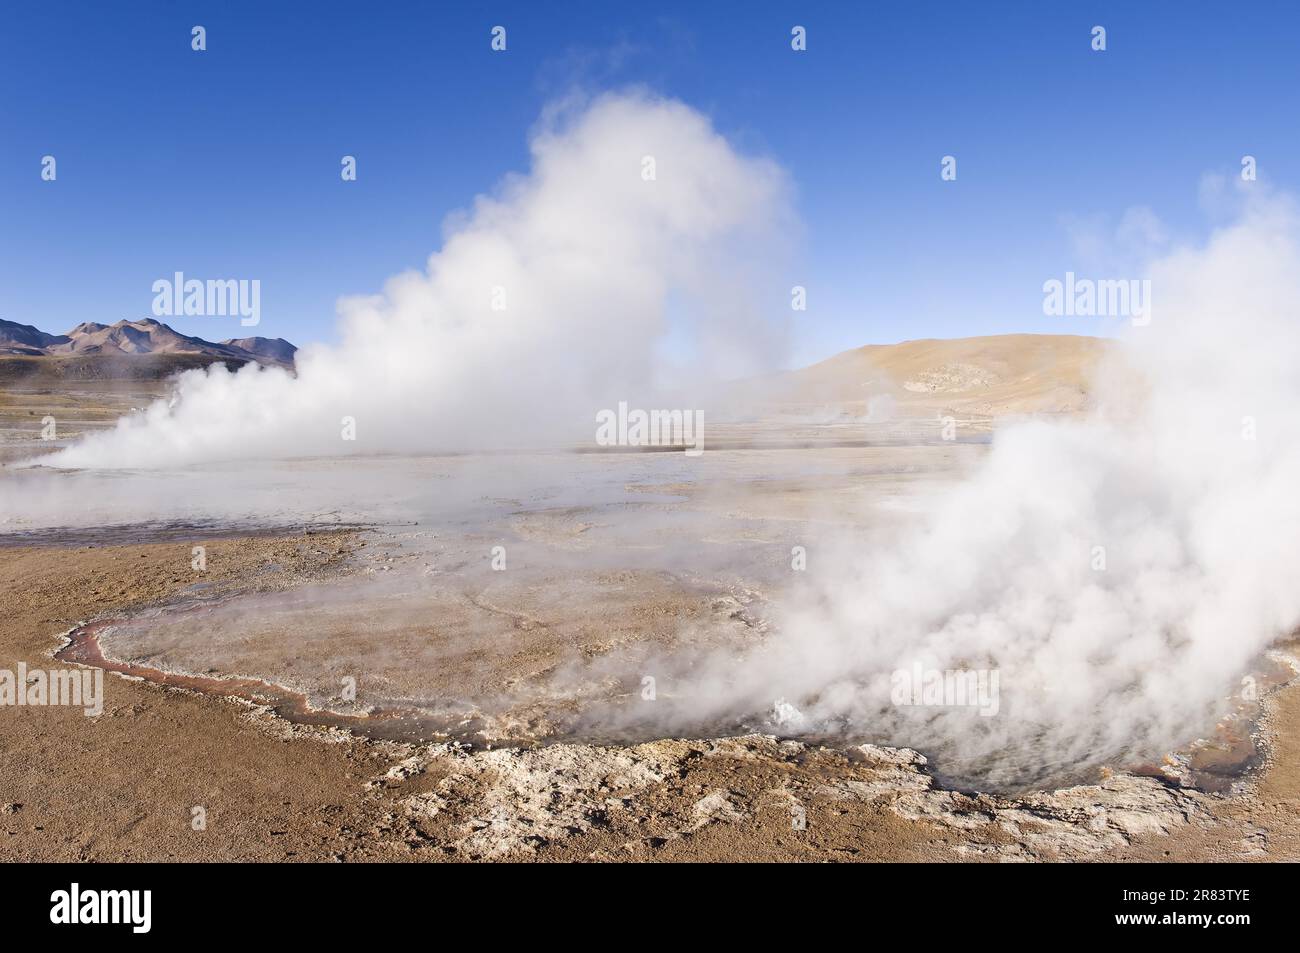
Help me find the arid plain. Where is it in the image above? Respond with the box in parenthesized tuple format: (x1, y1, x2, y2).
(2, 334, 1298, 862)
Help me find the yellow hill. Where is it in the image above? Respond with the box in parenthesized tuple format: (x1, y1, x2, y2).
(775, 333, 1112, 418)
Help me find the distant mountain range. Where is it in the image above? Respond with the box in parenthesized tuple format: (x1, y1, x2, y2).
(0, 318, 296, 366)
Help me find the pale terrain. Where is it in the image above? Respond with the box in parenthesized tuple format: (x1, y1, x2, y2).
(757, 332, 1109, 419)
(3, 333, 1298, 862)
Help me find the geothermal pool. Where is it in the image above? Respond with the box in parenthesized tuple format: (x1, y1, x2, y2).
(8, 440, 1284, 794)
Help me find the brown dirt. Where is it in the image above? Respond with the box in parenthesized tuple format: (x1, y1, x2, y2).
(3, 532, 1297, 862)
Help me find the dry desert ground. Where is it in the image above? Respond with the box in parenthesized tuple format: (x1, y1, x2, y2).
(2, 335, 1297, 862)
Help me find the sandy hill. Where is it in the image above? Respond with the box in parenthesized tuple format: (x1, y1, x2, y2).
(772, 334, 1111, 418)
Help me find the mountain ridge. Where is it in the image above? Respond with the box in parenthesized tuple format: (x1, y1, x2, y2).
(0, 317, 296, 366)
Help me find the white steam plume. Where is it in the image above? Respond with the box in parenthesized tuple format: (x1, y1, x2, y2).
(44, 92, 790, 469)
(29, 90, 1300, 792)
(634, 196, 1300, 789)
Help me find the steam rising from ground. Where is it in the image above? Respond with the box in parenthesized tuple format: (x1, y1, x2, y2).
(22, 93, 1300, 789)
(46, 92, 790, 468)
(635, 197, 1300, 787)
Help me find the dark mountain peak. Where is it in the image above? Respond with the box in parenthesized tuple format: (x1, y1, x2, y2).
(0, 318, 72, 353)
(3, 317, 295, 366)
(220, 336, 298, 364)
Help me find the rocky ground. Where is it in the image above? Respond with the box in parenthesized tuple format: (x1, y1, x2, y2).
(2, 347, 1295, 863)
(2, 530, 1298, 862)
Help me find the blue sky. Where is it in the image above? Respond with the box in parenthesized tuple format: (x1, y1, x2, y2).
(2, 0, 1296, 367)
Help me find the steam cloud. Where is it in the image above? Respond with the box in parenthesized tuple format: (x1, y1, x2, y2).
(27, 93, 1300, 791)
(44, 92, 791, 468)
(646, 194, 1300, 788)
